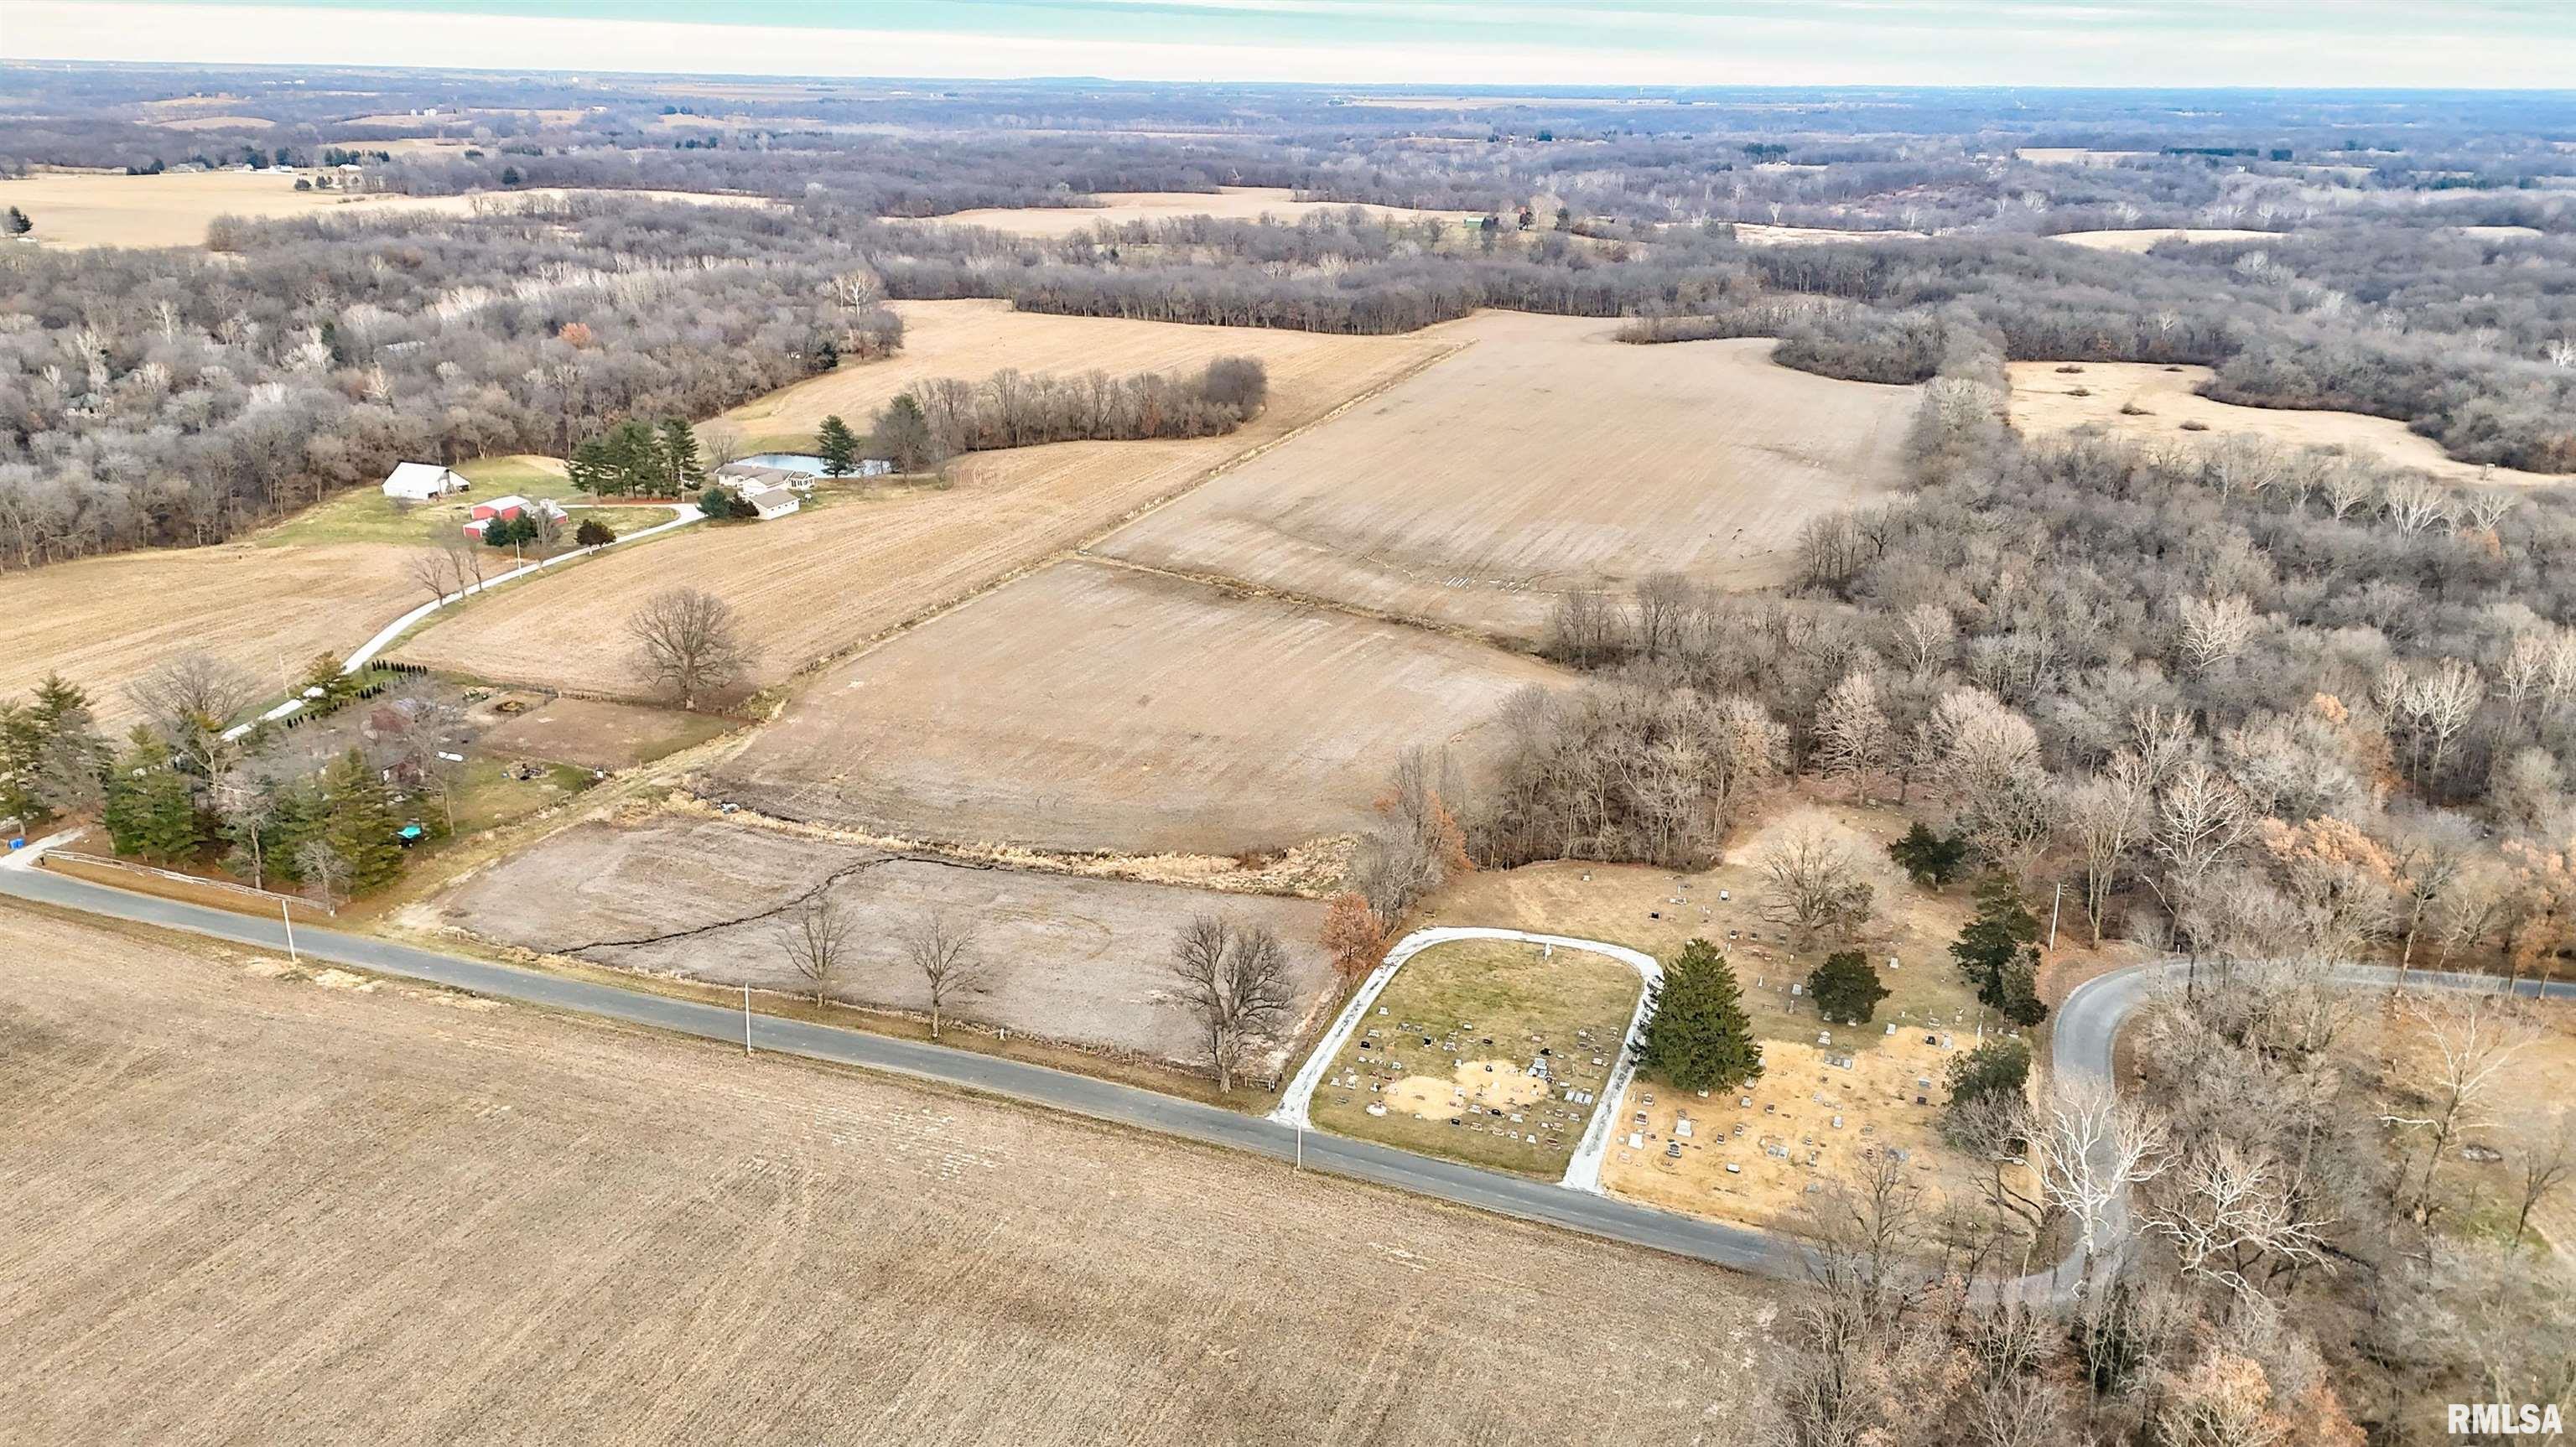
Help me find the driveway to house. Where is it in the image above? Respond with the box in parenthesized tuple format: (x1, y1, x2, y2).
(5, 858, 2567, 1299)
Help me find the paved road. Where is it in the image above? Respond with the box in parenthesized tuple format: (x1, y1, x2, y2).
(8, 862, 2566, 1294)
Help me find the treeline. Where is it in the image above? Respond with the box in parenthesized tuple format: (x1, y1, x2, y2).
(0, 201, 898, 568)
(878, 356, 1269, 465)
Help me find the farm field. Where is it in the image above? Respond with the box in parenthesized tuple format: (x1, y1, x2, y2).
(2046, 226, 2283, 251)
(1094, 312, 1919, 638)
(398, 305, 1449, 697)
(2008, 361, 2574, 486)
(918, 184, 1472, 237)
(0, 541, 417, 729)
(1729, 222, 1927, 246)
(1306, 937, 1642, 1178)
(0, 908, 1774, 1444)
(473, 697, 733, 773)
(1421, 800, 2070, 1232)
(712, 558, 1565, 856)
(716, 298, 1445, 454)
(432, 811, 1337, 1072)
(0, 170, 779, 248)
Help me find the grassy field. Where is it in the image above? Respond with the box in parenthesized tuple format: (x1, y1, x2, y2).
(0, 541, 418, 729)
(918, 185, 1475, 239)
(253, 454, 610, 548)
(710, 558, 1565, 856)
(2046, 227, 2283, 251)
(1307, 938, 1642, 1177)
(431, 809, 1338, 1074)
(398, 307, 1452, 698)
(0, 905, 1778, 1444)
(2007, 360, 2573, 485)
(1093, 311, 1920, 638)
(0, 171, 780, 248)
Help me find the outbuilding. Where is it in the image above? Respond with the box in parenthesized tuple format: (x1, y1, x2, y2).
(740, 481, 802, 520)
(381, 462, 469, 500)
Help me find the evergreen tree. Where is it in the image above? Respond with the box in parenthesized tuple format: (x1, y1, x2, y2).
(566, 438, 610, 495)
(1950, 874, 2049, 1025)
(808, 334, 839, 373)
(698, 485, 738, 520)
(3, 206, 30, 237)
(1888, 822, 1970, 887)
(657, 418, 704, 495)
(574, 516, 615, 547)
(103, 729, 200, 862)
(500, 164, 522, 186)
(1944, 1037, 2031, 1110)
(1638, 938, 1764, 1092)
(601, 418, 661, 495)
(874, 392, 937, 473)
(814, 414, 860, 479)
(1805, 951, 1890, 1026)
(320, 750, 405, 891)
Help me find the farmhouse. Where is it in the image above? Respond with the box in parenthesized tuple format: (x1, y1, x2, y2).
(381, 461, 468, 500)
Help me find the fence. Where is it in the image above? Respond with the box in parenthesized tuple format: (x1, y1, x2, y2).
(44, 850, 330, 915)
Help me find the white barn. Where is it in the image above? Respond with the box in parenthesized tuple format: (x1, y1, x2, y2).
(382, 462, 469, 501)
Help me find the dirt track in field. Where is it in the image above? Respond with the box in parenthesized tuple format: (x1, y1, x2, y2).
(1093, 312, 1919, 638)
(430, 812, 1337, 1070)
(711, 558, 1566, 856)
(0, 541, 419, 728)
(0, 906, 1775, 1446)
(397, 303, 1448, 697)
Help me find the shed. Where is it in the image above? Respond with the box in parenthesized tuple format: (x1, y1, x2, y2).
(381, 462, 468, 500)
(740, 481, 801, 521)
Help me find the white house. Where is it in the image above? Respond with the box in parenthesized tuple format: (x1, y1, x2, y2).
(740, 481, 802, 521)
(381, 462, 468, 501)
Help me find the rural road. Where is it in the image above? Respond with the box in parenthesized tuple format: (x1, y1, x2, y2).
(8, 862, 2569, 1298)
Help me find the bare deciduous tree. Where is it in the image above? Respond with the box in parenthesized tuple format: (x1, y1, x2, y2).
(2383, 992, 2537, 1223)
(1812, 669, 1894, 787)
(2038, 1077, 2170, 1286)
(2144, 1139, 2334, 1300)
(1757, 827, 1874, 948)
(1168, 915, 1293, 1093)
(127, 651, 257, 779)
(2064, 755, 2152, 945)
(778, 889, 855, 1006)
(294, 838, 350, 913)
(626, 587, 753, 710)
(899, 907, 987, 1040)
(2152, 762, 2256, 913)
(2513, 1108, 2574, 1247)
(2175, 593, 2258, 675)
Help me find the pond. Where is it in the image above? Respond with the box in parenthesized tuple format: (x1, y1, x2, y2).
(737, 452, 829, 475)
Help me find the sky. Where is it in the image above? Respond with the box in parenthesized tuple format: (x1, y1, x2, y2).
(5, 0, 2571, 89)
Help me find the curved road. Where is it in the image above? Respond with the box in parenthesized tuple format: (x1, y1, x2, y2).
(5, 863, 2567, 1297)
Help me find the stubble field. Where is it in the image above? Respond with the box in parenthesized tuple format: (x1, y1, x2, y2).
(919, 185, 1472, 237)
(2008, 360, 2573, 485)
(397, 303, 1449, 697)
(711, 558, 1566, 855)
(2045, 227, 2283, 252)
(1094, 312, 1919, 638)
(432, 812, 1337, 1071)
(0, 170, 782, 248)
(0, 907, 1774, 1444)
(0, 541, 418, 727)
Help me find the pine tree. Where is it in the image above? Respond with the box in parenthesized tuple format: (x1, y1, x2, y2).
(1638, 938, 1764, 1092)
(1950, 874, 2049, 1025)
(815, 414, 860, 479)
(875, 393, 937, 473)
(1889, 822, 1969, 887)
(658, 418, 704, 495)
(574, 516, 615, 547)
(103, 730, 200, 863)
(1805, 951, 1890, 1026)
(320, 750, 405, 891)
(566, 437, 609, 495)
(4, 206, 30, 237)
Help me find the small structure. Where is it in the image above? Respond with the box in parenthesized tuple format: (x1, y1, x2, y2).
(381, 461, 468, 500)
(462, 495, 568, 537)
(740, 481, 802, 521)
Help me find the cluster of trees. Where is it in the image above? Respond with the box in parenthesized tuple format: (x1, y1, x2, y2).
(0, 202, 900, 568)
(871, 355, 1269, 467)
(568, 418, 707, 496)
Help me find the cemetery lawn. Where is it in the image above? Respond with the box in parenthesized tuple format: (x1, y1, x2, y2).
(1306, 938, 1644, 1180)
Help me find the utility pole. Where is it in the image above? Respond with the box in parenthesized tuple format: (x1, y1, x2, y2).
(2048, 882, 2063, 952)
(743, 982, 752, 1055)
(281, 899, 297, 962)
(1296, 1122, 1305, 1172)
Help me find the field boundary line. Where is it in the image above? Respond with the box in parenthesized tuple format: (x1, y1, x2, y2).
(1270, 925, 1661, 1193)
(1075, 552, 1543, 656)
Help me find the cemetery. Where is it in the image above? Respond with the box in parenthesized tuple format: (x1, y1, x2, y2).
(1303, 937, 1646, 1178)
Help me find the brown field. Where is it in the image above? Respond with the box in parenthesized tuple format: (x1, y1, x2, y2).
(474, 696, 733, 772)
(0, 907, 1774, 1444)
(432, 812, 1337, 1071)
(2047, 227, 2283, 252)
(0, 171, 779, 248)
(2008, 360, 2574, 486)
(1730, 223, 1928, 246)
(712, 558, 1565, 855)
(1095, 312, 1919, 638)
(2014, 148, 2157, 165)
(156, 114, 276, 132)
(921, 185, 1472, 237)
(398, 303, 1449, 697)
(0, 542, 417, 728)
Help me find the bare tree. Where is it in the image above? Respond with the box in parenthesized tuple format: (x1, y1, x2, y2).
(2384, 992, 2536, 1223)
(626, 587, 753, 710)
(2144, 1138, 2334, 1301)
(1168, 915, 1294, 1093)
(778, 889, 855, 1006)
(2175, 593, 2258, 675)
(2064, 755, 2152, 945)
(294, 838, 350, 913)
(127, 651, 258, 779)
(2038, 1077, 2170, 1287)
(1811, 669, 1893, 787)
(899, 907, 986, 1040)
(2152, 762, 2256, 913)
(1757, 827, 1874, 948)
(1892, 601, 1955, 677)
(2512, 1108, 2574, 1247)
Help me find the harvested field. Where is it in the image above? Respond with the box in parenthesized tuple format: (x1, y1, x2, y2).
(920, 185, 1470, 237)
(717, 298, 1443, 454)
(2008, 360, 2574, 486)
(1095, 312, 1919, 637)
(3, 907, 1774, 1444)
(1307, 938, 1642, 1178)
(0, 171, 779, 248)
(0, 542, 417, 729)
(2014, 148, 2156, 165)
(474, 697, 731, 772)
(713, 558, 1565, 855)
(433, 812, 1336, 1071)
(1730, 223, 1927, 246)
(2046, 226, 2283, 251)
(398, 305, 1448, 696)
